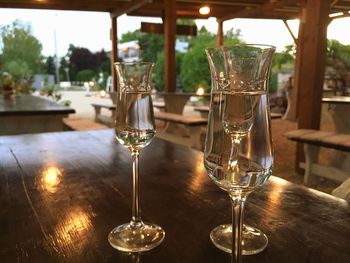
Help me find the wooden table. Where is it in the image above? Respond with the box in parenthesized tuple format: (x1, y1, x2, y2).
(0, 95, 75, 135)
(91, 102, 116, 126)
(1, 130, 350, 263)
(160, 92, 210, 114)
(90, 102, 165, 127)
(322, 96, 350, 133)
(322, 97, 350, 173)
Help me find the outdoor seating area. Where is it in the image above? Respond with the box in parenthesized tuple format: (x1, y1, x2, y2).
(285, 129, 350, 186)
(1, 0, 350, 262)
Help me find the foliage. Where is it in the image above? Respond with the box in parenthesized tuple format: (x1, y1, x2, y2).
(0, 73, 16, 96)
(180, 26, 242, 93)
(45, 56, 56, 75)
(0, 20, 43, 93)
(66, 45, 110, 85)
(271, 45, 295, 70)
(139, 33, 164, 63)
(119, 30, 141, 43)
(180, 27, 215, 92)
(69, 47, 96, 71)
(40, 86, 71, 106)
(224, 28, 242, 42)
(268, 72, 278, 93)
(267, 45, 295, 93)
(76, 69, 95, 81)
(153, 51, 184, 91)
(326, 39, 350, 89)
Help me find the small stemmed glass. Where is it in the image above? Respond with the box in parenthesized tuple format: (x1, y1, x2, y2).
(108, 62, 165, 252)
(204, 44, 275, 262)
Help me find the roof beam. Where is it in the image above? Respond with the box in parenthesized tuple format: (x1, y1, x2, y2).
(110, 0, 152, 18)
(283, 19, 297, 44)
(221, 0, 299, 21)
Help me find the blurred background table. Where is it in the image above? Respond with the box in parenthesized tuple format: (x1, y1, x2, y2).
(0, 129, 349, 263)
(160, 92, 210, 114)
(322, 96, 350, 133)
(0, 95, 75, 135)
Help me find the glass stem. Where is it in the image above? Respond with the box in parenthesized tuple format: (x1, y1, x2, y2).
(131, 149, 143, 228)
(230, 194, 246, 263)
(228, 136, 241, 170)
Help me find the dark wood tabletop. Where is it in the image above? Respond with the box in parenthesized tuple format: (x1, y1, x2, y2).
(0, 95, 75, 116)
(1, 130, 349, 263)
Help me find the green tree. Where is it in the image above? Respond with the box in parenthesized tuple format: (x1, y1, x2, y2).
(326, 39, 350, 91)
(180, 26, 242, 93)
(139, 33, 164, 63)
(119, 29, 141, 43)
(271, 45, 295, 70)
(0, 20, 43, 93)
(153, 51, 184, 91)
(180, 27, 215, 92)
(45, 56, 56, 75)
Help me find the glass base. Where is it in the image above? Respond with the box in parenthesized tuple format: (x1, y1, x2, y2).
(210, 224, 268, 255)
(108, 222, 165, 252)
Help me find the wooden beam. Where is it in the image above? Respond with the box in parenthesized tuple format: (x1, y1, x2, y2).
(164, 0, 177, 93)
(282, 20, 297, 45)
(216, 19, 224, 47)
(221, 0, 297, 21)
(285, 1, 305, 122)
(110, 0, 152, 18)
(110, 16, 118, 91)
(141, 22, 197, 36)
(328, 12, 350, 24)
(294, 0, 331, 171)
(129, 7, 298, 20)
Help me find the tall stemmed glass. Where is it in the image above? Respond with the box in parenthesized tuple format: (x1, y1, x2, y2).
(108, 62, 165, 252)
(204, 45, 275, 262)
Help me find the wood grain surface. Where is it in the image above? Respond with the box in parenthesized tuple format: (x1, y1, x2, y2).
(0, 95, 75, 116)
(0, 129, 349, 263)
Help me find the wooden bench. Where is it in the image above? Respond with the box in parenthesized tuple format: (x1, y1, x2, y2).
(91, 102, 116, 126)
(193, 105, 210, 118)
(91, 102, 165, 127)
(63, 118, 109, 131)
(154, 111, 207, 149)
(153, 101, 165, 111)
(193, 105, 283, 119)
(285, 129, 350, 188)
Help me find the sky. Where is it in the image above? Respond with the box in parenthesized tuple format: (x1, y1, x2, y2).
(0, 8, 350, 57)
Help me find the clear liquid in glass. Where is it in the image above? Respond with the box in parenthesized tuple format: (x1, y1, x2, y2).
(204, 90, 273, 194)
(115, 92, 155, 151)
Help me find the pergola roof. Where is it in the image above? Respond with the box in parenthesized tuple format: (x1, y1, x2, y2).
(0, 0, 350, 20)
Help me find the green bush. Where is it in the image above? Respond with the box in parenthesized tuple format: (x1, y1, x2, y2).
(153, 52, 165, 90)
(180, 44, 212, 93)
(76, 69, 95, 81)
(268, 72, 278, 93)
(154, 51, 184, 91)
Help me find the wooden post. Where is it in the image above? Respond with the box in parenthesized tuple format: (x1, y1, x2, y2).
(285, 4, 306, 121)
(164, 0, 176, 92)
(216, 18, 223, 47)
(294, 0, 331, 171)
(110, 15, 118, 91)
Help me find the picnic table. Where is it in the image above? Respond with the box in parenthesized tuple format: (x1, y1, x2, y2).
(322, 96, 350, 133)
(160, 92, 210, 114)
(1, 129, 349, 262)
(0, 95, 75, 135)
